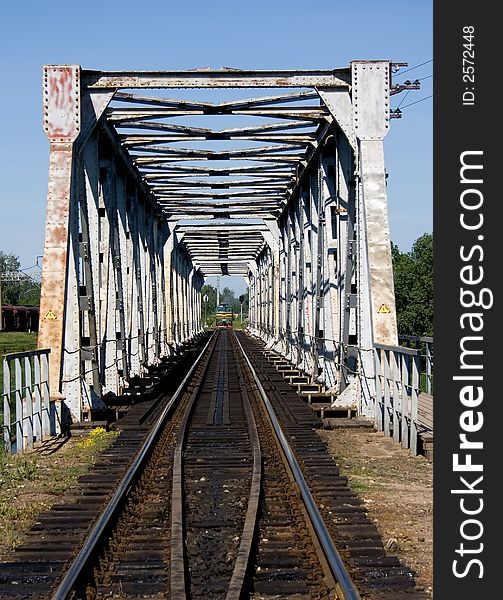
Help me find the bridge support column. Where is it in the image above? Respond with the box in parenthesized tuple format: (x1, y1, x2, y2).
(38, 66, 82, 423)
(38, 66, 190, 423)
(263, 221, 281, 349)
(278, 208, 292, 362)
(164, 232, 175, 346)
(317, 150, 339, 390)
(188, 268, 195, 338)
(37, 62, 401, 424)
(165, 235, 201, 348)
(298, 186, 316, 377)
(352, 61, 398, 416)
(247, 262, 259, 337)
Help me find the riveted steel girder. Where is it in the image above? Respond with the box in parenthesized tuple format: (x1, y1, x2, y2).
(82, 68, 351, 89)
(38, 61, 409, 422)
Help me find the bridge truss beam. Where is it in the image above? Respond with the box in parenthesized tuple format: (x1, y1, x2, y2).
(247, 62, 399, 414)
(38, 62, 404, 422)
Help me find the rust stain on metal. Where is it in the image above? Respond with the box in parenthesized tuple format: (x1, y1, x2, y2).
(43, 65, 80, 141)
(38, 140, 75, 399)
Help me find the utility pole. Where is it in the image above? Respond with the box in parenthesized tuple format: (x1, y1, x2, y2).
(203, 294, 208, 326)
(216, 276, 220, 306)
(239, 294, 244, 327)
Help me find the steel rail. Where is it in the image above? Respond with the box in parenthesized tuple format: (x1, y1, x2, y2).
(225, 333, 262, 600)
(234, 332, 362, 600)
(170, 338, 218, 599)
(170, 329, 262, 600)
(49, 332, 216, 600)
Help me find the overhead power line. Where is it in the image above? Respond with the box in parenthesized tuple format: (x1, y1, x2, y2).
(400, 95, 433, 109)
(397, 59, 433, 75)
(397, 90, 411, 109)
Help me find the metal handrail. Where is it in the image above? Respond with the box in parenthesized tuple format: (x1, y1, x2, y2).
(2, 348, 52, 453)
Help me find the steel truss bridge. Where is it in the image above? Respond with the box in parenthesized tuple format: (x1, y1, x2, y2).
(37, 62, 417, 423)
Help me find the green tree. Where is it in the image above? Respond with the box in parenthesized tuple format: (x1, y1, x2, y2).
(392, 233, 433, 337)
(220, 287, 238, 311)
(219, 287, 249, 317)
(0, 251, 41, 307)
(201, 284, 217, 326)
(200, 284, 249, 327)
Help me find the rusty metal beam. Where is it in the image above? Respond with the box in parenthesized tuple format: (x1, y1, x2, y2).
(117, 120, 315, 136)
(161, 172, 289, 179)
(82, 68, 351, 89)
(144, 165, 292, 174)
(112, 89, 320, 108)
(38, 61, 404, 425)
(154, 189, 286, 197)
(38, 66, 81, 404)
(121, 134, 316, 146)
(107, 107, 327, 122)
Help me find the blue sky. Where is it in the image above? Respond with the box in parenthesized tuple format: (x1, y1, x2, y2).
(0, 1, 432, 295)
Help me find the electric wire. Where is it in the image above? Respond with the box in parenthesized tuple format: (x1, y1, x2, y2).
(397, 90, 411, 109)
(397, 59, 432, 75)
(400, 95, 433, 109)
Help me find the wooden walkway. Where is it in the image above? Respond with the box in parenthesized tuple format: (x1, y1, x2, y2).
(418, 392, 433, 461)
(259, 346, 435, 461)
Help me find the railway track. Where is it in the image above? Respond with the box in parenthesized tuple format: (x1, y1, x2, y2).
(0, 329, 427, 600)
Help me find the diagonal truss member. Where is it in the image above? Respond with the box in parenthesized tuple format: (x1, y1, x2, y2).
(38, 63, 415, 422)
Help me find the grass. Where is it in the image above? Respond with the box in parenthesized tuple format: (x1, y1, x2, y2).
(0, 332, 38, 356)
(350, 480, 371, 493)
(0, 331, 38, 386)
(0, 426, 119, 552)
(0, 332, 39, 426)
(232, 316, 247, 330)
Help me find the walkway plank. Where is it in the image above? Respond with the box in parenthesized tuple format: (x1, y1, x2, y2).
(417, 393, 433, 461)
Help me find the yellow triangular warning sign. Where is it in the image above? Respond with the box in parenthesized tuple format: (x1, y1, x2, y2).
(44, 310, 57, 320)
(378, 304, 390, 314)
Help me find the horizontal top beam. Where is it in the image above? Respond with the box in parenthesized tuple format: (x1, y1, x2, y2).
(42, 63, 401, 281)
(113, 89, 321, 107)
(81, 68, 351, 89)
(175, 222, 268, 231)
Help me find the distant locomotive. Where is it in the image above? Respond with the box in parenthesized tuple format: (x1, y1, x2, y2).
(215, 303, 234, 329)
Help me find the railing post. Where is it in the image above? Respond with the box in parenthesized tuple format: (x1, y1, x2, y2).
(391, 350, 400, 443)
(400, 353, 410, 450)
(41, 351, 51, 437)
(374, 348, 383, 431)
(410, 353, 420, 456)
(374, 340, 429, 455)
(2, 349, 52, 454)
(24, 355, 34, 452)
(14, 357, 23, 454)
(2, 358, 11, 452)
(383, 349, 391, 437)
(33, 354, 42, 442)
(423, 337, 433, 395)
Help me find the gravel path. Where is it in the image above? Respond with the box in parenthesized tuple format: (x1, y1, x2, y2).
(318, 426, 433, 598)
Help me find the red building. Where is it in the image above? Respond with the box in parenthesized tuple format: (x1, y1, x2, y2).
(1, 305, 39, 332)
